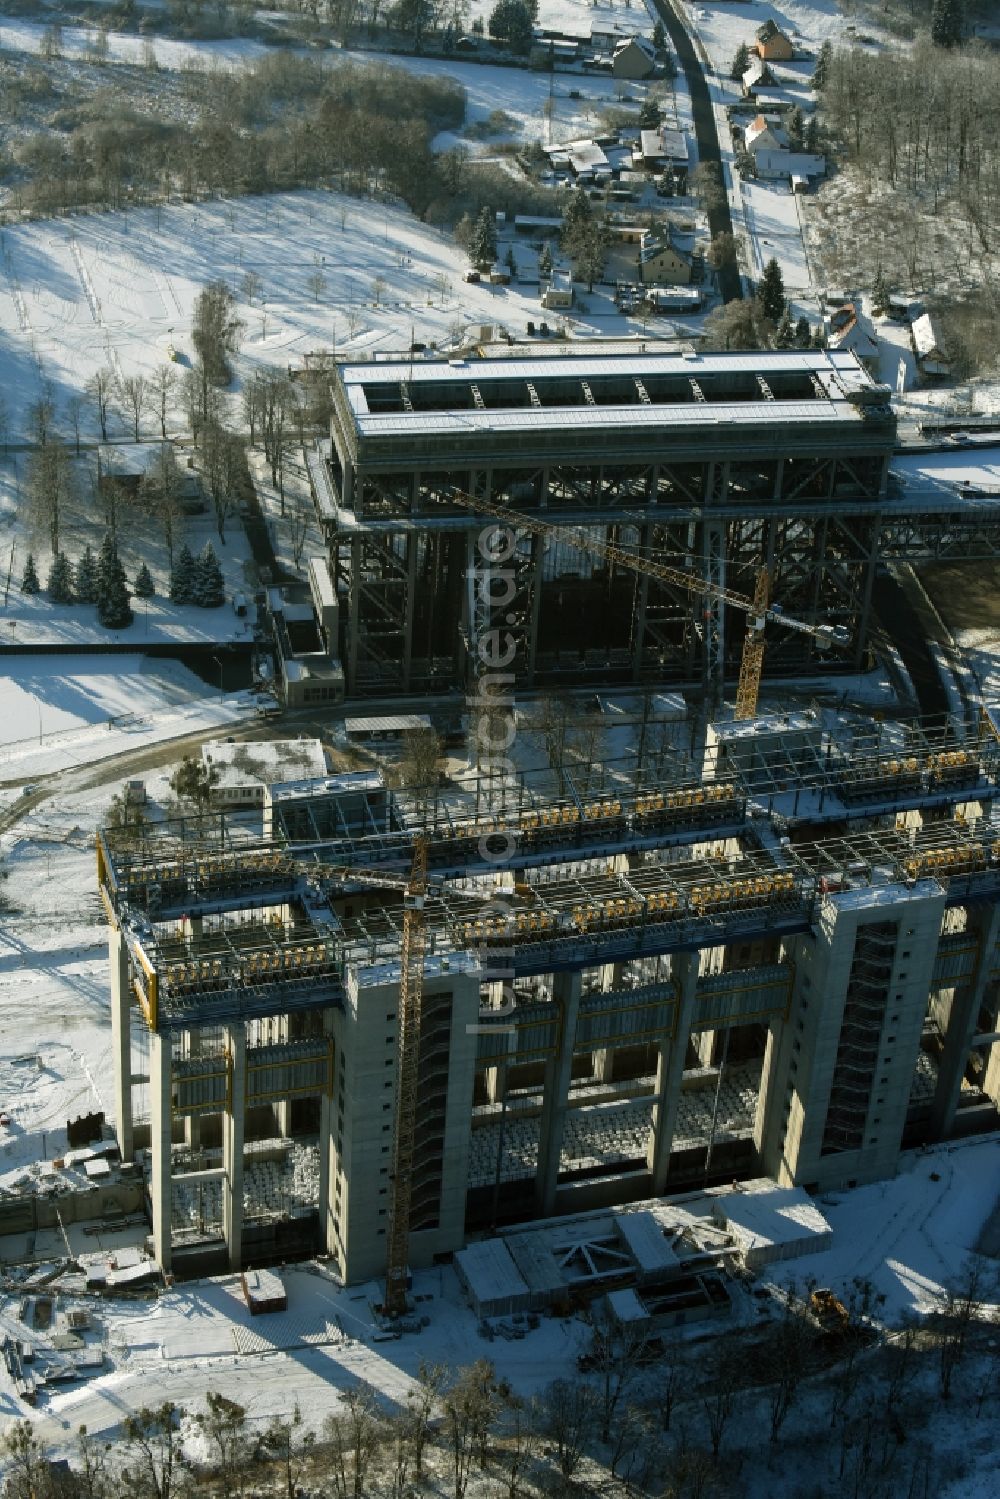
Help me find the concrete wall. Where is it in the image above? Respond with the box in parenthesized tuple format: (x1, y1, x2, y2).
(757, 880, 945, 1190)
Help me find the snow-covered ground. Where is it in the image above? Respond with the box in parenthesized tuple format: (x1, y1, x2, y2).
(0, 189, 639, 444)
(0, 658, 265, 781)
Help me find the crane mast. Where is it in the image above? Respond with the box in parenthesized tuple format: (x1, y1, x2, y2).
(451, 493, 847, 719)
(384, 837, 429, 1316)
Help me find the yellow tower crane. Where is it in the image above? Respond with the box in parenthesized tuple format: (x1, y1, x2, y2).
(453, 493, 849, 719)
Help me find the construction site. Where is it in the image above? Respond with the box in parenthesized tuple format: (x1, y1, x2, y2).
(93, 696, 1000, 1293)
(59, 349, 1000, 1306)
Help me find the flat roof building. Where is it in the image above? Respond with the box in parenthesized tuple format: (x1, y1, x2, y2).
(309, 349, 895, 699)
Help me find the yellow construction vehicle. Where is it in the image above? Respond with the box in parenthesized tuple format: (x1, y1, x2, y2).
(809, 1287, 850, 1332)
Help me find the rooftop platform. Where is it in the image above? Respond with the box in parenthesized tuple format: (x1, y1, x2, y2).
(335, 351, 889, 444)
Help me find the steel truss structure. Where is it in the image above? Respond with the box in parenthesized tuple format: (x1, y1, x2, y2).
(307, 351, 1000, 699)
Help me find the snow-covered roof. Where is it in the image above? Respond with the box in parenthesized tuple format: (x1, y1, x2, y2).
(826, 304, 878, 361)
(344, 714, 433, 736)
(605, 1287, 649, 1323)
(757, 18, 790, 43)
(267, 769, 386, 806)
(713, 1180, 832, 1264)
(455, 1239, 530, 1315)
(659, 126, 688, 162)
(613, 34, 656, 60)
(202, 738, 329, 790)
(568, 140, 610, 175)
(336, 351, 885, 442)
(912, 312, 946, 360)
(638, 232, 691, 266)
(615, 1210, 680, 1275)
(308, 556, 336, 612)
(743, 58, 772, 88)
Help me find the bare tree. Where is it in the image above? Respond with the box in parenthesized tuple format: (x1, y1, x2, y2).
(87, 367, 114, 442)
(408, 1360, 446, 1478)
(1, 1421, 52, 1499)
(587, 1305, 652, 1444)
(539, 1377, 597, 1483)
(201, 421, 246, 542)
(323, 1384, 382, 1499)
(26, 440, 74, 556)
(384, 1409, 414, 1499)
(396, 727, 444, 814)
(884, 1315, 920, 1415)
(658, 1346, 686, 1433)
(259, 370, 292, 511)
(701, 1344, 741, 1460)
(65, 393, 85, 455)
(937, 1262, 984, 1399)
(262, 1404, 315, 1499)
(531, 696, 572, 796)
(242, 269, 263, 305)
(118, 374, 148, 442)
(763, 1286, 813, 1443)
(192, 279, 244, 388)
(74, 1424, 113, 1499)
(442, 1360, 501, 1499)
(242, 376, 263, 446)
(307, 268, 327, 303)
(495, 1391, 538, 1499)
(121, 1403, 184, 1499)
(289, 510, 312, 570)
(28, 387, 55, 447)
(149, 364, 177, 440)
(195, 1392, 252, 1499)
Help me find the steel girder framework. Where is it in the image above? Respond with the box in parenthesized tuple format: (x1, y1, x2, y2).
(318, 379, 1000, 697)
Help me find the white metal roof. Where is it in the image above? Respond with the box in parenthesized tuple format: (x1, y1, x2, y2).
(343, 349, 867, 389)
(348, 399, 859, 440)
(344, 714, 433, 735)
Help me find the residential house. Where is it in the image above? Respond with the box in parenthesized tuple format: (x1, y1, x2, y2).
(562, 138, 612, 182)
(911, 313, 951, 377)
(742, 58, 775, 96)
(755, 19, 795, 60)
(638, 231, 693, 286)
(638, 129, 667, 169)
(612, 35, 658, 79)
(659, 126, 688, 167)
(824, 304, 880, 375)
(591, 23, 631, 52)
(754, 148, 827, 181)
(744, 113, 787, 155)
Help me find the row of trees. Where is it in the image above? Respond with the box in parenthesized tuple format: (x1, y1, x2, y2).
(21, 533, 133, 628)
(20, 536, 224, 618)
(3, 1265, 996, 1499)
(7, 53, 467, 225)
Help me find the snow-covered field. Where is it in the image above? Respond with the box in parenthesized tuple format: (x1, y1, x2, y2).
(0, 188, 640, 444)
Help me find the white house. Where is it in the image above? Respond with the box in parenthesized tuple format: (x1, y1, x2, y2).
(542, 270, 574, 310)
(744, 114, 787, 155)
(911, 313, 950, 377)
